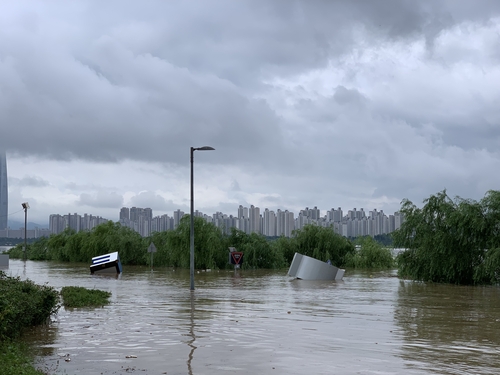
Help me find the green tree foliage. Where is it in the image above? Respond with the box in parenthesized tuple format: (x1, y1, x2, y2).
(227, 229, 286, 269)
(345, 236, 394, 269)
(269, 235, 296, 266)
(148, 216, 230, 269)
(8, 223, 146, 265)
(393, 190, 500, 285)
(373, 234, 393, 247)
(289, 224, 355, 267)
(7, 217, 399, 271)
(80, 222, 146, 265)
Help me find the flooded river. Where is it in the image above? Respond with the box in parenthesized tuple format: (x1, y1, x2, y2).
(5, 259, 500, 374)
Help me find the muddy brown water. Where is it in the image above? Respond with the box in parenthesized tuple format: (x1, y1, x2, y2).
(5, 259, 500, 374)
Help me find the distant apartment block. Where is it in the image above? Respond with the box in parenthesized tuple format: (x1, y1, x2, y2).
(115, 205, 404, 239)
(49, 213, 108, 235)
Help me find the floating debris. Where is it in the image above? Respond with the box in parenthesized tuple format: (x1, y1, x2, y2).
(90, 252, 123, 275)
(288, 253, 345, 281)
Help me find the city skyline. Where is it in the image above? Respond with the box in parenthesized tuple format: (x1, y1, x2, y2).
(48, 204, 403, 240)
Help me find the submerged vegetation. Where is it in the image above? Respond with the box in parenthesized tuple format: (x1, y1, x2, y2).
(7, 216, 395, 271)
(0, 271, 59, 341)
(60, 286, 111, 308)
(0, 271, 60, 374)
(394, 190, 500, 285)
(0, 341, 48, 375)
(345, 236, 394, 269)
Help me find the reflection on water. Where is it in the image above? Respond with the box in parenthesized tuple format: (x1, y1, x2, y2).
(187, 292, 196, 375)
(5, 261, 500, 374)
(395, 281, 500, 374)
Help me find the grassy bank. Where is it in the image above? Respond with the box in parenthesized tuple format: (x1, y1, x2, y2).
(0, 341, 48, 375)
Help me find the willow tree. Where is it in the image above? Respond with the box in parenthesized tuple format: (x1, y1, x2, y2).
(394, 190, 500, 285)
(82, 221, 145, 265)
(291, 224, 355, 267)
(345, 236, 394, 269)
(41, 222, 145, 264)
(227, 228, 286, 269)
(164, 216, 227, 269)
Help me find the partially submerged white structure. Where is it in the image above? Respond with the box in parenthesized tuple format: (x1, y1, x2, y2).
(90, 252, 122, 275)
(288, 253, 345, 281)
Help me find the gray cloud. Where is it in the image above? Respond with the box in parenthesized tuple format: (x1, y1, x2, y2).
(128, 191, 177, 213)
(77, 191, 123, 209)
(10, 176, 50, 188)
(230, 180, 241, 192)
(2, 1, 499, 166)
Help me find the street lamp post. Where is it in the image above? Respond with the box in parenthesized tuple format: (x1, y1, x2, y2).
(21, 202, 29, 261)
(190, 146, 215, 291)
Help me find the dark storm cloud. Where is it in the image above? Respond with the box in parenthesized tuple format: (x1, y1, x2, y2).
(2, 0, 499, 168)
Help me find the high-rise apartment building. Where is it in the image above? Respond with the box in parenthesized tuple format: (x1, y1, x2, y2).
(144, 208, 153, 220)
(249, 205, 260, 233)
(49, 213, 107, 234)
(120, 207, 130, 221)
(0, 151, 7, 230)
(173, 209, 185, 228)
(130, 207, 143, 222)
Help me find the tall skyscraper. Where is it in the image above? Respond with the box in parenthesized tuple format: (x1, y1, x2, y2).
(0, 152, 7, 230)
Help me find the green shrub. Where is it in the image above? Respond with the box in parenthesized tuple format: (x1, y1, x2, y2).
(0, 271, 59, 341)
(60, 286, 111, 308)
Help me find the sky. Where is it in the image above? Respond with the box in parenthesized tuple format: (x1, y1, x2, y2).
(1, 0, 500, 226)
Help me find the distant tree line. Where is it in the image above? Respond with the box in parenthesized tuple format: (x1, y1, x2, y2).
(7, 216, 394, 270)
(9, 189, 500, 285)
